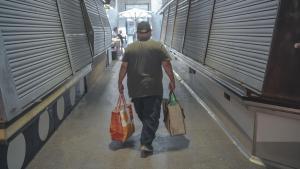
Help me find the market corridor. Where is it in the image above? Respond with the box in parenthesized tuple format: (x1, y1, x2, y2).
(27, 61, 265, 169)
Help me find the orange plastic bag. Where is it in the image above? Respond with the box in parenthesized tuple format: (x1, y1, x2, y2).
(110, 94, 135, 142)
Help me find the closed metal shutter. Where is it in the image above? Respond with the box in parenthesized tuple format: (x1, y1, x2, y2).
(160, 8, 169, 43)
(183, 0, 214, 63)
(83, 0, 105, 56)
(205, 0, 279, 92)
(0, 0, 72, 109)
(96, 0, 111, 49)
(58, 0, 92, 72)
(165, 0, 177, 47)
(103, 19, 112, 48)
(171, 0, 189, 53)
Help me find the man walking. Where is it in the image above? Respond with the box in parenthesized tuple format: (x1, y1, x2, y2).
(118, 21, 175, 158)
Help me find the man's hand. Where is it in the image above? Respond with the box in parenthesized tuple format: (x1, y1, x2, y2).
(295, 43, 300, 49)
(169, 81, 175, 91)
(118, 83, 124, 94)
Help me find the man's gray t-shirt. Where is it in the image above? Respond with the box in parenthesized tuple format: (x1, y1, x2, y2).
(122, 39, 171, 98)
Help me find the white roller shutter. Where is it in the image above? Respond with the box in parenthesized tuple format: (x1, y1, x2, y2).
(160, 8, 169, 43)
(183, 0, 214, 63)
(172, 0, 189, 53)
(0, 0, 72, 118)
(58, 0, 92, 72)
(96, 0, 111, 49)
(205, 0, 279, 92)
(165, 0, 177, 47)
(83, 0, 106, 56)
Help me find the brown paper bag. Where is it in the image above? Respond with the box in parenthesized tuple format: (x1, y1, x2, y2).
(162, 93, 186, 136)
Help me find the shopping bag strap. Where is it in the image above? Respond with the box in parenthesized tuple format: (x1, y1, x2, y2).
(117, 94, 127, 110)
(169, 91, 177, 105)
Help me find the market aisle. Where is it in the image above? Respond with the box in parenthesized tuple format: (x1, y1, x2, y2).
(27, 61, 265, 169)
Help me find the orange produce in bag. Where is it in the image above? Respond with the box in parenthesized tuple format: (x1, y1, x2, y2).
(110, 94, 135, 142)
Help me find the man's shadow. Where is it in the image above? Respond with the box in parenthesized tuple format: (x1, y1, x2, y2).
(153, 135, 190, 154)
(109, 139, 136, 151)
(109, 134, 190, 155)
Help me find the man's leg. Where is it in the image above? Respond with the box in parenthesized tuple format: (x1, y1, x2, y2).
(133, 96, 162, 157)
(139, 96, 162, 148)
(132, 98, 144, 123)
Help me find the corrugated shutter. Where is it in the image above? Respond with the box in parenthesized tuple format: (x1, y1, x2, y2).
(103, 20, 112, 48)
(171, 0, 189, 52)
(183, 0, 214, 63)
(160, 8, 169, 43)
(164, 0, 177, 47)
(0, 0, 72, 108)
(205, 0, 279, 92)
(83, 0, 105, 56)
(58, 0, 92, 72)
(96, 0, 111, 49)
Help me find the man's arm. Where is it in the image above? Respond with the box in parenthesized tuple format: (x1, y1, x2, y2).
(162, 60, 175, 91)
(118, 62, 128, 93)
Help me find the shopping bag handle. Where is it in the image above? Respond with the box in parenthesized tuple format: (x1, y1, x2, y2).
(117, 94, 127, 110)
(169, 91, 177, 105)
